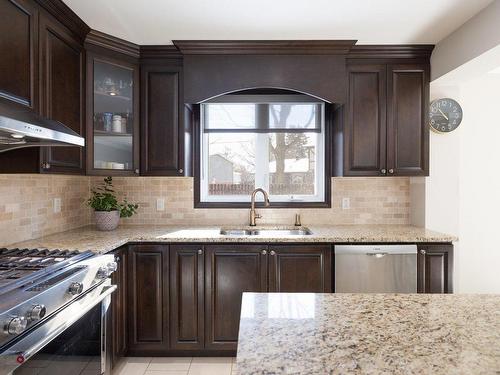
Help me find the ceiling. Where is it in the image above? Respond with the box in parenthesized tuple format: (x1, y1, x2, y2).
(63, 0, 493, 46)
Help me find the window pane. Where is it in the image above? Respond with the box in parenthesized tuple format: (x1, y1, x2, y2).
(206, 133, 256, 196)
(269, 104, 320, 130)
(268, 133, 317, 196)
(204, 104, 256, 130)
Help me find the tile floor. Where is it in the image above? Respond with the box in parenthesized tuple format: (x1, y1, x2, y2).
(113, 357, 237, 375)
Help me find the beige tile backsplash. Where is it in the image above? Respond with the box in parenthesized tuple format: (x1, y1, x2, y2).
(0, 175, 91, 246)
(0, 175, 410, 246)
(93, 176, 410, 226)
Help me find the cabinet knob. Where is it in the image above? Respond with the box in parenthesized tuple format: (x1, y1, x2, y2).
(380, 169, 387, 175)
(178, 168, 184, 174)
(41, 163, 50, 169)
(261, 250, 267, 255)
(270, 250, 276, 256)
(134, 169, 139, 174)
(419, 249, 426, 255)
(388, 169, 394, 174)
(197, 249, 203, 255)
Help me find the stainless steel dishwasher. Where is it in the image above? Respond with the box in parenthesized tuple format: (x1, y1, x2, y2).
(334, 244, 417, 293)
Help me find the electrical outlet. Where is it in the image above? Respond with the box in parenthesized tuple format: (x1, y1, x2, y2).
(54, 198, 61, 213)
(342, 197, 350, 210)
(156, 198, 165, 211)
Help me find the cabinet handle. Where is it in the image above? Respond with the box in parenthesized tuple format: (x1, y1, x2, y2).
(41, 163, 50, 169)
(419, 249, 426, 255)
(270, 250, 276, 256)
(380, 169, 387, 175)
(197, 249, 203, 255)
(261, 250, 267, 255)
(178, 168, 184, 174)
(388, 169, 394, 174)
(134, 169, 140, 174)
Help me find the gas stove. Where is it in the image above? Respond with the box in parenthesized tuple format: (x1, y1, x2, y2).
(0, 248, 116, 352)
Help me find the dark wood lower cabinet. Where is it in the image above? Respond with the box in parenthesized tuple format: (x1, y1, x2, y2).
(417, 244, 453, 293)
(169, 245, 204, 350)
(111, 247, 127, 369)
(127, 244, 169, 354)
(204, 245, 267, 351)
(119, 242, 451, 357)
(268, 245, 332, 292)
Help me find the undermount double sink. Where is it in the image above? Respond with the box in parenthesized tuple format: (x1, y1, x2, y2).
(219, 227, 313, 236)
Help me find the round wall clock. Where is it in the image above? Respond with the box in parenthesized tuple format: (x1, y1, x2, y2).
(429, 98, 463, 133)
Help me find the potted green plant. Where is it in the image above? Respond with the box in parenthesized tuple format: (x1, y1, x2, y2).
(87, 176, 138, 231)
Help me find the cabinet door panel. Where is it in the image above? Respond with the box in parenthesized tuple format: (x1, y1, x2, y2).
(387, 64, 429, 176)
(39, 13, 84, 174)
(0, 0, 37, 108)
(141, 66, 183, 175)
(345, 64, 386, 176)
(111, 247, 127, 368)
(128, 244, 169, 353)
(205, 245, 267, 351)
(417, 244, 453, 293)
(269, 245, 332, 292)
(170, 245, 204, 350)
(86, 52, 140, 176)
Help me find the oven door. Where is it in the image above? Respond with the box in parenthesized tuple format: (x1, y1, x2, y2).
(0, 281, 116, 375)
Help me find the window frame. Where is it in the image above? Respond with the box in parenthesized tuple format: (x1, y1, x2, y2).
(193, 103, 332, 209)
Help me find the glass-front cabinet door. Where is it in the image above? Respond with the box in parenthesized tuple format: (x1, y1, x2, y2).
(87, 53, 139, 175)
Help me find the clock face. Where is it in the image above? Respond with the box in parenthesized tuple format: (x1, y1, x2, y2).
(429, 98, 463, 133)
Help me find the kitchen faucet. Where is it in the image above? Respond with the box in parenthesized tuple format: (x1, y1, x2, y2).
(249, 188, 270, 226)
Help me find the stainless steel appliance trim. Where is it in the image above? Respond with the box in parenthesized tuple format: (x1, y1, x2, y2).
(0, 283, 116, 374)
(0, 114, 84, 152)
(335, 244, 417, 255)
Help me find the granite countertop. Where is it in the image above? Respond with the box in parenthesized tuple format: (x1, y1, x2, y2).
(236, 293, 500, 375)
(2, 224, 457, 254)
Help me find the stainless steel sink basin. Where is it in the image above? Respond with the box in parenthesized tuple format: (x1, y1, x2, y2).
(220, 228, 312, 236)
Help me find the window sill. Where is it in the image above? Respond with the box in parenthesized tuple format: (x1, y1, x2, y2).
(194, 201, 331, 209)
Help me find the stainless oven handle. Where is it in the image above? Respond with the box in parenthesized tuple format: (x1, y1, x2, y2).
(0, 284, 116, 370)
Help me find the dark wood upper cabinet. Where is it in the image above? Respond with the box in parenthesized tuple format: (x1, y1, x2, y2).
(127, 244, 169, 354)
(339, 62, 430, 177)
(0, 0, 38, 109)
(111, 246, 127, 369)
(204, 245, 267, 351)
(344, 64, 387, 176)
(417, 244, 453, 294)
(86, 51, 140, 176)
(39, 11, 85, 174)
(268, 245, 332, 292)
(169, 244, 204, 351)
(387, 64, 429, 176)
(140, 64, 185, 176)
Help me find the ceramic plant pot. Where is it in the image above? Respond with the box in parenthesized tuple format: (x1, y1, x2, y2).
(94, 210, 120, 231)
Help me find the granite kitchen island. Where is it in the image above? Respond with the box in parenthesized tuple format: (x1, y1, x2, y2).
(236, 293, 500, 375)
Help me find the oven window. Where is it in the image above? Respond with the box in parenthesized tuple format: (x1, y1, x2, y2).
(14, 304, 102, 375)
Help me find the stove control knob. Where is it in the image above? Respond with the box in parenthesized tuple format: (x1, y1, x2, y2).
(27, 304, 46, 322)
(68, 282, 84, 295)
(96, 261, 118, 279)
(4, 317, 28, 335)
(106, 261, 118, 273)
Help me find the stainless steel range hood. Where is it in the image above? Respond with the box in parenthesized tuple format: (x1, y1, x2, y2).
(0, 102, 84, 152)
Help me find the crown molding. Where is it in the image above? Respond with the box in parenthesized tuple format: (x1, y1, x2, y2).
(35, 0, 90, 41)
(140, 45, 182, 59)
(348, 45, 435, 59)
(85, 30, 140, 58)
(173, 40, 357, 55)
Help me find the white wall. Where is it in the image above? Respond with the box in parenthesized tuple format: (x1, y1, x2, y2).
(427, 75, 500, 293)
(456, 74, 500, 293)
(431, 0, 500, 81)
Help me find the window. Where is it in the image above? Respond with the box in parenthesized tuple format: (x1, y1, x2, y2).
(199, 94, 327, 206)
